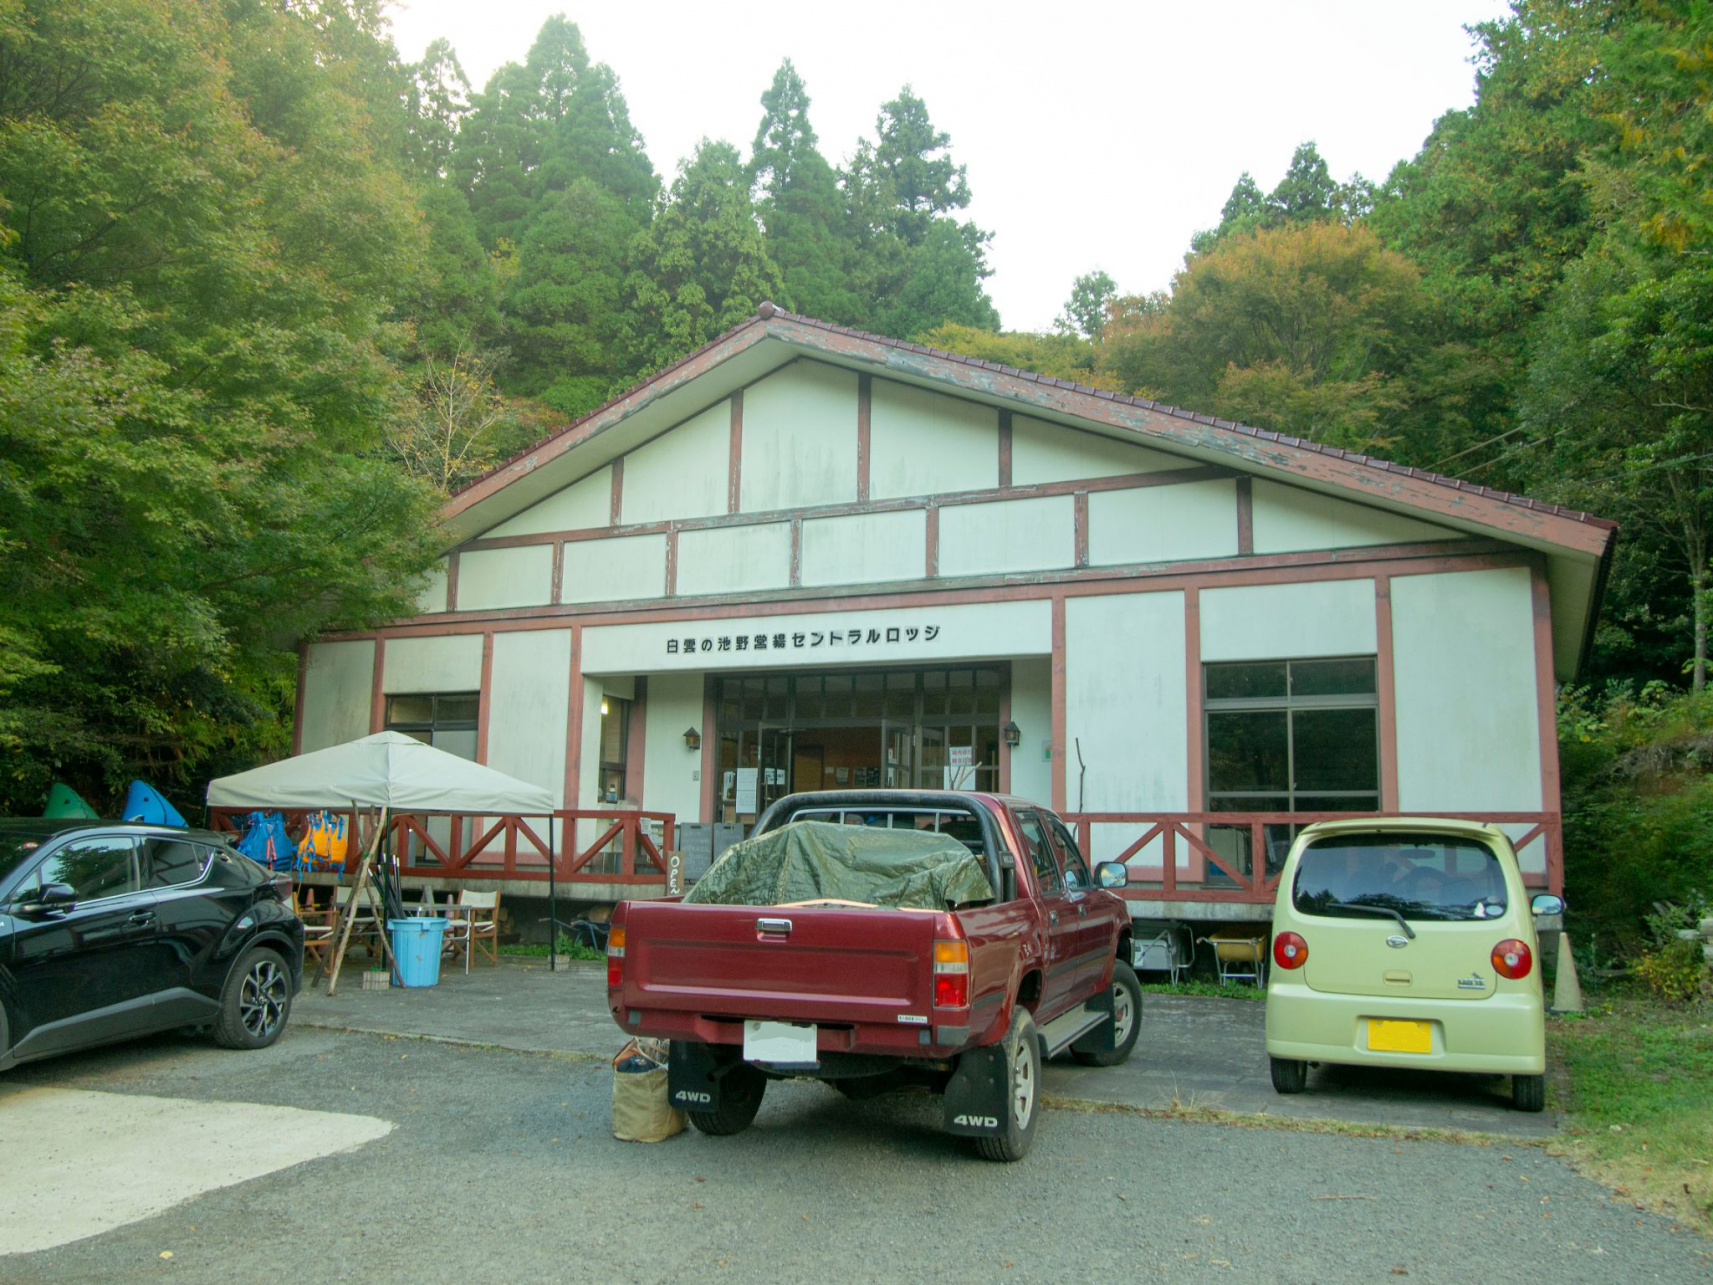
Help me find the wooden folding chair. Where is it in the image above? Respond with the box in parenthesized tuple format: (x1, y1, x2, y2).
(446, 889, 501, 973)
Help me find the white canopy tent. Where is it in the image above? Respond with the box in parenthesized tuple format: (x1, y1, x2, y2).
(208, 732, 568, 980)
(206, 731, 555, 814)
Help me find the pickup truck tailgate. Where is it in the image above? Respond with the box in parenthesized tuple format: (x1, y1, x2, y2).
(619, 901, 940, 1025)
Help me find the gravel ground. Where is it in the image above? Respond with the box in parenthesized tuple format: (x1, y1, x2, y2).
(3, 1026, 1707, 1284)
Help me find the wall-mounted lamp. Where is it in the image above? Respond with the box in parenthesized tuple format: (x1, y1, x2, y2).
(683, 726, 702, 751)
(600, 699, 609, 717)
(1001, 720, 1021, 748)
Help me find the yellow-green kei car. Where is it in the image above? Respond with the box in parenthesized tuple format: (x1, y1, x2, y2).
(1264, 818, 1563, 1112)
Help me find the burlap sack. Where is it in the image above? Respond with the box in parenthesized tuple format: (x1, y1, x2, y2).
(611, 1038, 685, 1143)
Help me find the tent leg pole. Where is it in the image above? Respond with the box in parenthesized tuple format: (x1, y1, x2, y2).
(549, 815, 557, 973)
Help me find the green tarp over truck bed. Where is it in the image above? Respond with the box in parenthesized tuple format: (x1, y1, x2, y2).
(684, 820, 994, 910)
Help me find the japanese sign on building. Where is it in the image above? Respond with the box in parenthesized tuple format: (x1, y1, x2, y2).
(665, 623, 941, 656)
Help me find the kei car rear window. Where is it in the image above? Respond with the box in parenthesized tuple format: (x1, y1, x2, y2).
(1293, 832, 1509, 923)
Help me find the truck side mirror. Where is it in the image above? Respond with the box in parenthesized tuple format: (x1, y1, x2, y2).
(1095, 862, 1128, 889)
(1530, 893, 1564, 917)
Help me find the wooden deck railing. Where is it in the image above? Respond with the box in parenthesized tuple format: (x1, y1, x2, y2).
(208, 808, 676, 885)
(1060, 811, 1563, 904)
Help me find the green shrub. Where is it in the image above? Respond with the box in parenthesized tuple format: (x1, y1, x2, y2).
(1558, 685, 1713, 955)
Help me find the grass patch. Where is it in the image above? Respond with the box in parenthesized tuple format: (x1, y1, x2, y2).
(499, 935, 605, 962)
(1548, 996, 1713, 1233)
(1138, 979, 1266, 1002)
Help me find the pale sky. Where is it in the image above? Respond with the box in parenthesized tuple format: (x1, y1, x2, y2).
(387, 0, 1512, 332)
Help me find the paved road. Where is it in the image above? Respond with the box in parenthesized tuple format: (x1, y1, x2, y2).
(296, 961, 1558, 1136)
(3, 1024, 1707, 1283)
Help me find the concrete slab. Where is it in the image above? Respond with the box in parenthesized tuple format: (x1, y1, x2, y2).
(0, 1086, 392, 1255)
(293, 962, 1557, 1137)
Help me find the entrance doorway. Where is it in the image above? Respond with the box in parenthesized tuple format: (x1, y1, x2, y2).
(715, 665, 1006, 824)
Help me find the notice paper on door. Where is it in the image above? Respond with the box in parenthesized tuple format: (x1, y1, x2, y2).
(736, 767, 759, 813)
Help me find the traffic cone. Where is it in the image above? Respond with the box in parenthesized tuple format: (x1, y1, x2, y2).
(1553, 932, 1585, 1013)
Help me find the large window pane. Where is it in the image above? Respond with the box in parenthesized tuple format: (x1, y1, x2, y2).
(1207, 710, 1289, 794)
(1292, 708, 1378, 792)
(885, 672, 915, 719)
(37, 838, 137, 901)
(1206, 661, 1287, 702)
(387, 695, 432, 724)
(1290, 657, 1376, 698)
(853, 672, 884, 719)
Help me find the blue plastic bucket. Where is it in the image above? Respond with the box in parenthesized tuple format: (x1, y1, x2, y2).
(389, 917, 449, 987)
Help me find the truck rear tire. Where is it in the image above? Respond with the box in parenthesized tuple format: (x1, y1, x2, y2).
(687, 1062, 766, 1136)
(976, 1008, 1040, 1163)
(1072, 961, 1142, 1067)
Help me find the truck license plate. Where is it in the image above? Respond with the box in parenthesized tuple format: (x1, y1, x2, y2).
(743, 1020, 817, 1065)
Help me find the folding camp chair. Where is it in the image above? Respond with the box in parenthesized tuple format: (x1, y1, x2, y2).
(1198, 932, 1267, 987)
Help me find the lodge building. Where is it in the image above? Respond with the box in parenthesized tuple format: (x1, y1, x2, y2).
(290, 304, 1614, 924)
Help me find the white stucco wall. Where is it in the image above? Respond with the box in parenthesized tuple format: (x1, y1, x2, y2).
(301, 640, 375, 752)
(1008, 657, 1052, 807)
(622, 400, 730, 524)
(1250, 480, 1452, 553)
(676, 522, 792, 596)
(486, 466, 611, 537)
(869, 380, 998, 499)
(938, 495, 1075, 577)
(1391, 566, 1543, 813)
(414, 559, 448, 615)
(1200, 579, 1377, 662)
(1089, 479, 1239, 566)
(485, 629, 570, 802)
(1066, 592, 1190, 866)
(799, 508, 926, 587)
(740, 361, 858, 512)
(642, 671, 704, 825)
(382, 634, 484, 695)
(456, 545, 553, 611)
(562, 533, 666, 604)
(1011, 415, 1190, 484)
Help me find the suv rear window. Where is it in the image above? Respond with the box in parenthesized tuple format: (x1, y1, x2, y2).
(1293, 831, 1509, 923)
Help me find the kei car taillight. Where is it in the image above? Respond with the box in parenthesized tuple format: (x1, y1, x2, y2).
(1272, 931, 1309, 970)
(606, 925, 626, 988)
(932, 938, 968, 1007)
(1491, 938, 1532, 980)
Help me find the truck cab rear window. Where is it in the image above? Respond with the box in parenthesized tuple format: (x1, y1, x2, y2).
(1293, 832, 1508, 923)
(790, 808, 985, 854)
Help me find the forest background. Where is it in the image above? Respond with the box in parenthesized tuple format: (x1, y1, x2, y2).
(2, 0, 1709, 949)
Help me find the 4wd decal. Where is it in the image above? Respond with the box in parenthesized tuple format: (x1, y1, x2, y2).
(952, 1114, 998, 1129)
(673, 1090, 712, 1104)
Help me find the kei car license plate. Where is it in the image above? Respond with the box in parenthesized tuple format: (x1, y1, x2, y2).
(1367, 1019, 1432, 1054)
(743, 1019, 817, 1065)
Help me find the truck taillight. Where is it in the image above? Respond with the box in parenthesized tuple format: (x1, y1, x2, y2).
(607, 926, 626, 988)
(1273, 931, 1308, 970)
(932, 938, 968, 1008)
(1491, 938, 1532, 980)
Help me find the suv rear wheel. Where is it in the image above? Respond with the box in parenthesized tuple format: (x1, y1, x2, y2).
(213, 945, 292, 1050)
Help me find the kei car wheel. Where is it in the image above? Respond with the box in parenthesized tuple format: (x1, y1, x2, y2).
(213, 946, 292, 1050)
(1512, 1073, 1546, 1113)
(1073, 961, 1143, 1067)
(688, 1062, 766, 1136)
(1270, 1056, 1308, 1094)
(976, 1007, 1041, 1163)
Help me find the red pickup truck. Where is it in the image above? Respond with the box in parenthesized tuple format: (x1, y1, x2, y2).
(606, 790, 1138, 1161)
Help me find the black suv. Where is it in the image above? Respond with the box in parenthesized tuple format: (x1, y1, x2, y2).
(0, 819, 305, 1071)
